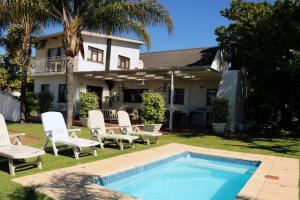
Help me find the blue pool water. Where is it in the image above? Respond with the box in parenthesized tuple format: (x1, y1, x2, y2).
(94, 153, 259, 200)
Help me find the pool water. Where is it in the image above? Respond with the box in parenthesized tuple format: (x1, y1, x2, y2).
(99, 155, 258, 200)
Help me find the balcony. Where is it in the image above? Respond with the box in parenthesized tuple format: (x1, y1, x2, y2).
(31, 56, 75, 75)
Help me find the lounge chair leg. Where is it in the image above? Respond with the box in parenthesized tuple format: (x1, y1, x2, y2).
(147, 138, 151, 146)
(42, 137, 49, 150)
(74, 148, 80, 160)
(97, 136, 104, 149)
(52, 141, 59, 157)
(36, 156, 42, 169)
(92, 146, 97, 156)
(120, 140, 124, 151)
(8, 159, 15, 176)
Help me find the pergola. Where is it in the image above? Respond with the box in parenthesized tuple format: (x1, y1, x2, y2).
(75, 66, 221, 130)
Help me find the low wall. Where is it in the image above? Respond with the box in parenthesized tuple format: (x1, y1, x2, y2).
(0, 91, 20, 121)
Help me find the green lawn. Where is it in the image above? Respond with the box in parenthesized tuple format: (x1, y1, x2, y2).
(1, 122, 299, 200)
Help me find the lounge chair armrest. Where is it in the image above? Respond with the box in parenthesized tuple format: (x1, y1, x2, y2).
(9, 133, 26, 145)
(67, 129, 81, 138)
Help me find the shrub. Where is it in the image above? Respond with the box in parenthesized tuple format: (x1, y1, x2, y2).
(25, 92, 38, 116)
(211, 97, 230, 123)
(141, 91, 165, 124)
(38, 91, 54, 113)
(79, 92, 99, 118)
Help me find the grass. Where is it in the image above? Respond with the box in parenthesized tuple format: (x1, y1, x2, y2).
(1, 122, 299, 199)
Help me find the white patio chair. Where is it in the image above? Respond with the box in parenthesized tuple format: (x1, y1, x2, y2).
(41, 112, 99, 159)
(88, 110, 138, 150)
(117, 111, 162, 145)
(0, 114, 45, 176)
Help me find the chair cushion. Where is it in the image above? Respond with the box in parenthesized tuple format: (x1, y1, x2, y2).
(0, 145, 45, 159)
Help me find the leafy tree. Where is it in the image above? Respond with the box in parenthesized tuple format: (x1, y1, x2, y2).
(215, 0, 300, 130)
(0, 0, 49, 122)
(42, 0, 173, 127)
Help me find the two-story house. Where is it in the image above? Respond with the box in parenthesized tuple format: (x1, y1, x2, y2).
(32, 31, 245, 130)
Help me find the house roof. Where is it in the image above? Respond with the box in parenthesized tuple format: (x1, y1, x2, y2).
(140, 47, 218, 69)
(36, 31, 144, 45)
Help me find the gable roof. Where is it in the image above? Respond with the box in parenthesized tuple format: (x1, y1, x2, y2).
(140, 47, 218, 69)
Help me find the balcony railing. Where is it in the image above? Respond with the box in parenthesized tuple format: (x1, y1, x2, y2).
(32, 56, 69, 75)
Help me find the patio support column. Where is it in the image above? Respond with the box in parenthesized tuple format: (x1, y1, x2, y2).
(169, 71, 174, 130)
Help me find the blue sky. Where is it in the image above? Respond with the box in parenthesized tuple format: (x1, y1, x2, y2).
(1, 0, 275, 55)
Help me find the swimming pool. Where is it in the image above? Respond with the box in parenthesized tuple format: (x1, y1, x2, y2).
(92, 152, 260, 200)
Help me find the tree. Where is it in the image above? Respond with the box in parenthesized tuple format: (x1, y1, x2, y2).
(215, 0, 300, 130)
(42, 0, 173, 127)
(0, 0, 49, 123)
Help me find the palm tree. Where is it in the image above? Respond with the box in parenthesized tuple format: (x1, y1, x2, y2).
(42, 0, 173, 128)
(0, 0, 49, 123)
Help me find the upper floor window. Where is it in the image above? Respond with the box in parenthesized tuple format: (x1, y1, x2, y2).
(118, 55, 130, 69)
(48, 47, 64, 58)
(58, 84, 66, 103)
(87, 46, 104, 63)
(207, 89, 217, 106)
(41, 84, 50, 92)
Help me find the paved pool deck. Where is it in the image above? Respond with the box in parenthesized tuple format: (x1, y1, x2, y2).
(13, 143, 299, 200)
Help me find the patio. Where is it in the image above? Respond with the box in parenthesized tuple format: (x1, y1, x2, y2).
(1, 122, 298, 200)
(12, 143, 299, 200)
(74, 66, 221, 130)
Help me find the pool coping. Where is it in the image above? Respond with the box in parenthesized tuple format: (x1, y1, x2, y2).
(12, 143, 299, 200)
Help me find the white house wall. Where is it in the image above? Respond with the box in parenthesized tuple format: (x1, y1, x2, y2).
(77, 35, 107, 71)
(34, 75, 78, 113)
(36, 37, 64, 58)
(109, 40, 141, 70)
(35, 35, 142, 73)
(217, 66, 245, 131)
(76, 35, 141, 72)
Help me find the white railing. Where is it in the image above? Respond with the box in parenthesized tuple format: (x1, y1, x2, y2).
(32, 56, 69, 75)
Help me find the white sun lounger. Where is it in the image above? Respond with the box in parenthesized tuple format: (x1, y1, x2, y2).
(88, 110, 138, 150)
(117, 111, 162, 145)
(0, 114, 45, 176)
(41, 112, 99, 159)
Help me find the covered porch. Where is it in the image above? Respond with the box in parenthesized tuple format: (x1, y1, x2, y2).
(74, 67, 221, 129)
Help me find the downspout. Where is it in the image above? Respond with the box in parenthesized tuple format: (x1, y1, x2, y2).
(105, 38, 112, 71)
(169, 70, 174, 130)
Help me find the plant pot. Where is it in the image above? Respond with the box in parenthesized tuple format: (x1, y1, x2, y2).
(80, 117, 88, 127)
(212, 123, 226, 133)
(144, 124, 162, 132)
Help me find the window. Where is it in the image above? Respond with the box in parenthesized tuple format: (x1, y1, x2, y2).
(169, 89, 184, 105)
(41, 84, 49, 92)
(87, 46, 104, 63)
(118, 56, 130, 69)
(48, 47, 64, 57)
(123, 89, 147, 103)
(207, 89, 217, 106)
(58, 84, 66, 103)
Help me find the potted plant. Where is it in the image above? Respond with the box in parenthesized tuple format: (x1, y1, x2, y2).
(141, 91, 165, 132)
(79, 92, 99, 126)
(211, 97, 230, 133)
